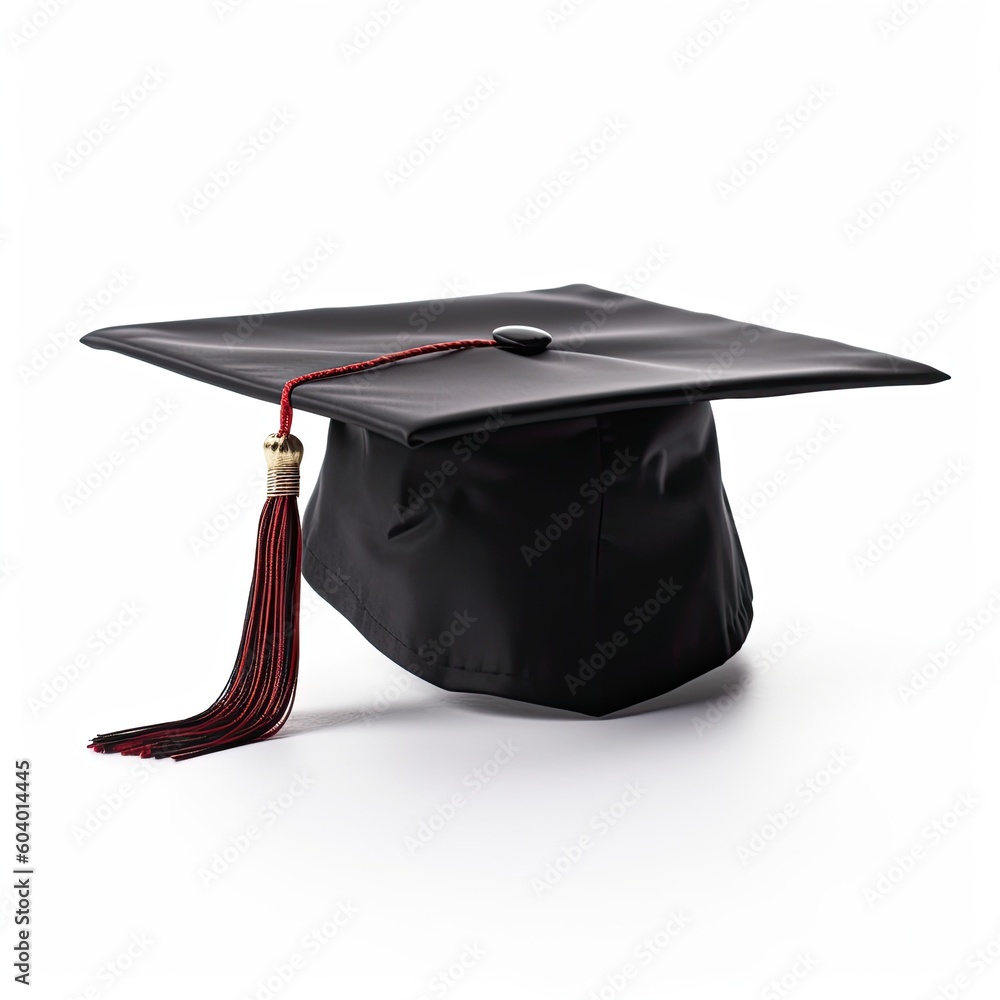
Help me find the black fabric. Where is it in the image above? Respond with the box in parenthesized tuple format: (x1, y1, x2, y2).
(81, 283, 948, 714)
(82, 283, 948, 446)
(301, 403, 753, 715)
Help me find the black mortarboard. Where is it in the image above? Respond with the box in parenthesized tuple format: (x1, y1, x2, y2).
(82, 283, 948, 759)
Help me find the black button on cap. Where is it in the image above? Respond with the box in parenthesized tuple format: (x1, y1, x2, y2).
(492, 325, 552, 355)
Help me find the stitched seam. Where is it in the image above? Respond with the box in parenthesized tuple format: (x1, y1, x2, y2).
(303, 545, 411, 647)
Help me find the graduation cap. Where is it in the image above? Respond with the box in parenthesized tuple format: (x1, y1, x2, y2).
(82, 283, 948, 760)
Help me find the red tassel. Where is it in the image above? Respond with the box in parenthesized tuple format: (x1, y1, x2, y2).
(89, 437, 303, 761)
(88, 338, 501, 761)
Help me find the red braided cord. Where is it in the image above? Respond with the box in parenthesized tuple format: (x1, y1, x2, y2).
(278, 339, 498, 436)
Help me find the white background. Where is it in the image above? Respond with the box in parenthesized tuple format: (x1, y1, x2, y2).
(4, 1, 999, 996)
